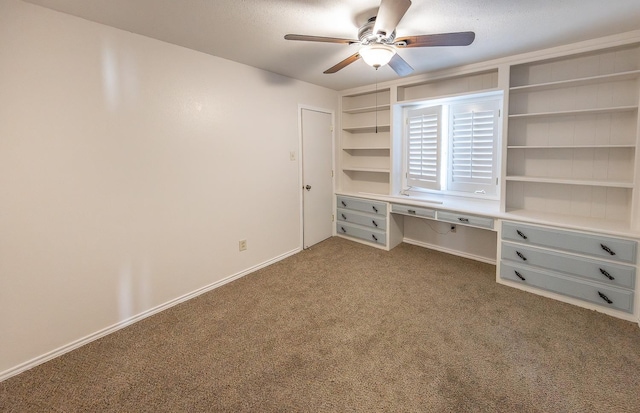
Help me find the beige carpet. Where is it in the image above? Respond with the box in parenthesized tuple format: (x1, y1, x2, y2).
(1, 237, 640, 412)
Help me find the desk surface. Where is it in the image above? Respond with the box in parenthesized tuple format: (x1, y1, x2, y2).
(336, 191, 640, 240)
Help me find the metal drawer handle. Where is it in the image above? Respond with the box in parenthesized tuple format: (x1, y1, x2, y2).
(516, 251, 527, 261)
(372, 220, 378, 227)
(408, 209, 416, 214)
(458, 217, 469, 223)
(516, 230, 528, 240)
(599, 268, 615, 280)
(341, 213, 347, 220)
(372, 234, 378, 241)
(514, 270, 526, 281)
(340, 226, 346, 233)
(341, 201, 347, 207)
(600, 244, 616, 256)
(372, 206, 378, 213)
(598, 291, 613, 304)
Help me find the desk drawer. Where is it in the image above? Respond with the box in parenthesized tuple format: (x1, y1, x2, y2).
(502, 222, 637, 264)
(337, 208, 386, 230)
(437, 211, 494, 229)
(390, 204, 436, 219)
(501, 242, 636, 289)
(337, 222, 386, 246)
(337, 196, 387, 216)
(500, 261, 634, 313)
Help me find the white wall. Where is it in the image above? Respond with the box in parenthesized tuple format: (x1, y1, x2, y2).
(402, 217, 497, 264)
(0, 0, 337, 378)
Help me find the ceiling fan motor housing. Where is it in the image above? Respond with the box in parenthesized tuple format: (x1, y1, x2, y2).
(359, 16, 396, 45)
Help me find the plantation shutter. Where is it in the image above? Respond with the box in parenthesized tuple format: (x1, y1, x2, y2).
(406, 105, 442, 190)
(448, 99, 500, 196)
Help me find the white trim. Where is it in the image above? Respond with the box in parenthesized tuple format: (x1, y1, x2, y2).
(0, 247, 301, 382)
(403, 237, 497, 265)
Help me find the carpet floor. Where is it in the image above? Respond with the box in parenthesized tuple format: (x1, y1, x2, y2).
(1, 237, 639, 412)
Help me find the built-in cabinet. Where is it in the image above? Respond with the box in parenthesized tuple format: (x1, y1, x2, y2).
(335, 31, 640, 323)
(499, 221, 637, 316)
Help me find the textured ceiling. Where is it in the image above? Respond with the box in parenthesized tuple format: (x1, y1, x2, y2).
(23, 0, 640, 91)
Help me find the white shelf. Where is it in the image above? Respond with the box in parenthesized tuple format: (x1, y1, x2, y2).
(506, 175, 634, 188)
(342, 167, 390, 173)
(342, 125, 391, 133)
(509, 106, 638, 119)
(342, 146, 391, 150)
(509, 70, 640, 93)
(343, 105, 391, 114)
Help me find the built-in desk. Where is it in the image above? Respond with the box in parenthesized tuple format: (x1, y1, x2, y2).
(335, 191, 640, 325)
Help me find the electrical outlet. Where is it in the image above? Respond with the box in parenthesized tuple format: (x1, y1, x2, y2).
(450, 225, 456, 233)
(289, 151, 296, 161)
(239, 239, 247, 251)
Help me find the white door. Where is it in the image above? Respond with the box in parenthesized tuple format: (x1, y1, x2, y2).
(302, 108, 333, 249)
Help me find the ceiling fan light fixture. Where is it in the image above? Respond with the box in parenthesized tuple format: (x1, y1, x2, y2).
(359, 44, 396, 68)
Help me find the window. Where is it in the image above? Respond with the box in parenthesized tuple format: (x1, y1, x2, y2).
(402, 92, 502, 198)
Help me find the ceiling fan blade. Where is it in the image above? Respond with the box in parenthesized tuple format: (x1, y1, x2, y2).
(395, 32, 476, 48)
(373, 0, 412, 38)
(284, 34, 359, 45)
(324, 52, 361, 74)
(388, 53, 413, 76)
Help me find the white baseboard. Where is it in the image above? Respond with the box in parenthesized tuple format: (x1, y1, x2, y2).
(0, 247, 301, 382)
(403, 238, 497, 265)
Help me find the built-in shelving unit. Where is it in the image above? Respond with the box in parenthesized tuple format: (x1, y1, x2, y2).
(339, 88, 392, 194)
(335, 32, 640, 324)
(505, 43, 640, 229)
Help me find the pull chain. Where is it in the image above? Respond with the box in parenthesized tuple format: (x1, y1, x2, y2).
(375, 68, 378, 134)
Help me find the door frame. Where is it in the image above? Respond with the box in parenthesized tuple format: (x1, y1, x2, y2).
(297, 104, 335, 249)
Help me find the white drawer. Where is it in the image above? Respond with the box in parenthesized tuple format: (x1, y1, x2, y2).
(501, 241, 636, 290)
(390, 203, 436, 219)
(500, 261, 634, 314)
(336, 222, 386, 246)
(502, 221, 637, 264)
(337, 208, 386, 230)
(436, 210, 494, 229)
(337, 196, 387, 216)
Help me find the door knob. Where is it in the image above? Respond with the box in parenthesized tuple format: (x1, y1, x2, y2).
(305, 185, 312, 191)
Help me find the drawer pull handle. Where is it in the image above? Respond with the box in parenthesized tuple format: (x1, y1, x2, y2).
(516, 230, 528, 240)
(372, 206, 378, 213)
(341, 214, 347, 220)
(340, 226, 346, 233)
(599, 268, 615, 281)
(516, 251, 527, 261)
(598, 291, 613, 304)
(372, 234, 378, 241)
(372, 220, 378, 227)
(600, 244, 616, 256)
(514, 270, 526, 281)
(458, 217, 469, 222)
(408, 209, 416, 214)
(341, 201, 347, 207)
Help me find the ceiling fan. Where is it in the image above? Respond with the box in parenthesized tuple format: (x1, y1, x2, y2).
(284, 0, 475, 76)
